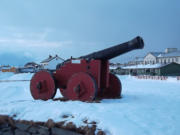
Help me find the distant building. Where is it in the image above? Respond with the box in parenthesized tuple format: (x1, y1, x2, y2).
(144, 48, 180, 64)
(16, 62, 42, 73)
(128, 57, 144, 65)
(1, 66, 17, 73)
(0, 65, 10, 71)
(113, 48, 180, 76)
(16, 67, 35, 73)
(109, 63, 123, 69)
(40, 55, 64, 70)
(114, 62, 180, 76)
(24, 62, 40, 68)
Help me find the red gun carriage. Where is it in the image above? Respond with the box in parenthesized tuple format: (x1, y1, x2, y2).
(30, 36, 144, 101)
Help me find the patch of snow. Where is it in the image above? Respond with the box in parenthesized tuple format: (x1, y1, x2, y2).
(0, 73, 180, 135)
(122, 64, 163, 69)
(0, 72, 14, 80)
(109, 66, 118, 70)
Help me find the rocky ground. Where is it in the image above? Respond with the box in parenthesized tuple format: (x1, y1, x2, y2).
(0, 115, 105, 135)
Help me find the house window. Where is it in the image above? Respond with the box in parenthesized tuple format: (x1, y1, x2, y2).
(162, 59, 164, 64)
(168, 59, 170, 63)
(176, 57, 178, 62)
(174, 58, 176, 62)
(164, 59, 166, 64)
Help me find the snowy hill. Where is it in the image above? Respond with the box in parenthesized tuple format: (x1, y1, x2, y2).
(0, 73, 180, 135)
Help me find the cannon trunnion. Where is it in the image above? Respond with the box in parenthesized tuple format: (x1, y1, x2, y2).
(30, 36, 144, 101)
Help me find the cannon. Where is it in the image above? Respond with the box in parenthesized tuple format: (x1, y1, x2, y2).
(30, 36, 144, 101)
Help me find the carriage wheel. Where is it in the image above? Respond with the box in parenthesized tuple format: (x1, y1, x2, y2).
(30, 70, 57, 100)
(102, 73, 122, 98)
(63, 72, 98, 101)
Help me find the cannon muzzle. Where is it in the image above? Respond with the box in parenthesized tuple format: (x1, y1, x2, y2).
(80, 36, 144, 60)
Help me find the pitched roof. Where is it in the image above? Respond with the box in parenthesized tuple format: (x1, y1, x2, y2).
(148, 50, 180, 58)
(24, 62, 39, 67)
(134, 57, 144, 61)
(41, 55, 65, 63)
(149, 52, 164, 57)
(157, 51, 180, 57)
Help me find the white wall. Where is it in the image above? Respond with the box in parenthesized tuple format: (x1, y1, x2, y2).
(44, 59, 64, 70)
(156, 57, 180, 64)
(144, 53, 156, 64)
(178, 57, 180, 64)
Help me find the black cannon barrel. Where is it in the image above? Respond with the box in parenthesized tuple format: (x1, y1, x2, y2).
(80, 36, 144, 60)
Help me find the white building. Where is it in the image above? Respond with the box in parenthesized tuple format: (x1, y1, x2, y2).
(40, 55, 65, 70)
(144, 48, 180, 64)
(133, 57, 144, 65)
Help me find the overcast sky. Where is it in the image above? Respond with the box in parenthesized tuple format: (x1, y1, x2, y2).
(0, 0, 180, 64)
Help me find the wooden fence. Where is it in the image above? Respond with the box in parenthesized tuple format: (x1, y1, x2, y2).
(135, 75, 168, 80)
(135, 75, 180, 81)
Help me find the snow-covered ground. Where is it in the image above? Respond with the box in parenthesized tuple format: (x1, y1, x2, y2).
(0, 73, 180, 135)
